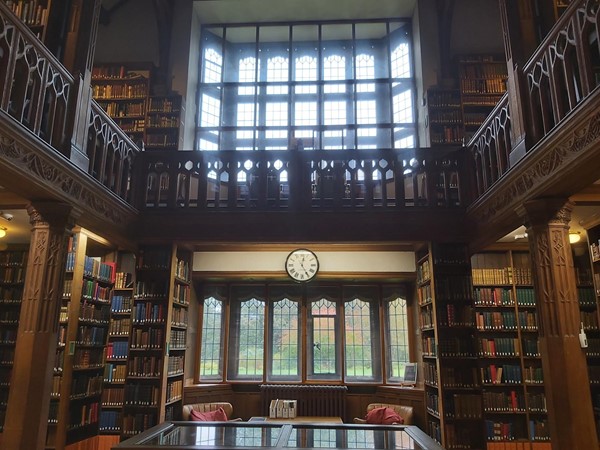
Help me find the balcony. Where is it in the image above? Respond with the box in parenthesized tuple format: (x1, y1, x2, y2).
(0, 1, 598, 245)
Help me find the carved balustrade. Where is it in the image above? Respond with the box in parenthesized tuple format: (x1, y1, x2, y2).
(468, 94, 512, 197)
(138, 148, 467, 212)
(468, 0, 600, 200)
(0, 3, 74, 155)
(0, 2, 140, 204)
(523, 0, 600, 142)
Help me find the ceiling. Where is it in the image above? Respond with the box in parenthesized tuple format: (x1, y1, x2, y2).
(192, 0, 417, 25)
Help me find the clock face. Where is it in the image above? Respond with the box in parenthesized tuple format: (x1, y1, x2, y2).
(285, 249, 319, 283)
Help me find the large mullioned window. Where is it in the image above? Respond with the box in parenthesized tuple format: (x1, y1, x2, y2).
(198, 284, 411, 384)
(196, 20, 415, 151)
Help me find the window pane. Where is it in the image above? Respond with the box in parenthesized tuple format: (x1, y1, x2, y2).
(385, 287, 410, 382)
(203, 48, 223, 83)
(269, 291, 301, 381)
(199, 295, 224, 380)
(307, 289, 341, 381)
(344, 298, 373, 378)
(392, 89, 413, 124)
(228, 289, 266, 381)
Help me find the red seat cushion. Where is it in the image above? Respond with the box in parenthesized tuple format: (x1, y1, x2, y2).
(365, 407, 404, 425)
(190, 407, 229, 421)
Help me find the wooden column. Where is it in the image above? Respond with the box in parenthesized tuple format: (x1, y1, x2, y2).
(3, 203, 75, 450)
(518, 198, 598, 450)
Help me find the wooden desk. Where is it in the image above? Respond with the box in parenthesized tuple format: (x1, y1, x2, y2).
(250, 416, 343, 424)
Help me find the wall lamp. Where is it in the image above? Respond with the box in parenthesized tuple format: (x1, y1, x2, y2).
(569, 232, 581, 244)
(0, 227, 6, 238)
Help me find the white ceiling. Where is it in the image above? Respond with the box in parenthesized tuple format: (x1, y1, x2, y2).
(193, 0, 417, 25)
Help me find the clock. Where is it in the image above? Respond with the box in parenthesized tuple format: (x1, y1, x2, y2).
(285, 249, 319, 283)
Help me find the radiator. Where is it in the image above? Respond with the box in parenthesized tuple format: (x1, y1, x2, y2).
(260, 384, 348, 421)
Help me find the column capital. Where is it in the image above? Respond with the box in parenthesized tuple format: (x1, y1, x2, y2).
(516, 197, 573, 228)
(26, 202, 78, 230)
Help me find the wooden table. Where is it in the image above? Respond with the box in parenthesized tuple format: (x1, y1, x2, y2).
(250, 416, 343, 424)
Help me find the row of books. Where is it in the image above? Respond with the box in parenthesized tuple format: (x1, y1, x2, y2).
(0, 250, 27, 265)
(481, 364, 522, 384)
(479, 337, 521, 357)
(418, 284, 432, 305)
(132, 302, 166, 324)
(483, 390, 526, 412)
(428, 89, 461, 108)
(460, 78, 506, 95)
(476, 311, 538, 331)
(99, 410, 122, 432)
(124, 384, 160, 406)
(426, 391, 439, 415)
(173, 283, 190, 305)
(485, 420, 517, 441)
(106, 341, 129, 359)
(0, 267, 25, 284)
(175, 257, 190, 281)
(102, 388, 125, 406)
(72, 348, 104, 369)
(423, 362, 438, 386)
(0, 328, 17, 343)
(131, 328, 164, 349)
(473, 268, 533, 286)
(438, 304, 474, 327)
(444, 393, 482, 419)
(134, 281, 168, 299)
(75, 326, 106, 346)
(434, 275, 473, 302)
(122, 412, 157, 436)
(115, 272, 134, 290)
(0, 286, 24, 301)
(417, 259, 431, 284)
(430, 110, 462, 124)
(68, 402, 99, 429)
(70, 374, 103, 399)
(93, 84, 147, 100)
(0, 310, 19, 323)
(111, 295, 132, 313)
(441, 367, 479, 388)
(167, 355, 185, 375)
(578, 287, 595, 306)
(4, 0, 48, 27)
(474, 288, 514, 306)
(137, 248, 171, 270)
(515, 288, 536, 306)
(79, 302, 110, 324)
(430, 126, 464, 145)
(171, 307, 188, 327)
(128, 356, 162, 377)
(438, 337, 476, 357)
(581, 311, 599, 330)
(486, 442, 551, 450)
(82, 279, 112, 302)
(109, 317, 131, 335)
(50, 375, 62, 397)
(104, 363, 127, 383)
(170, 329, 186, 349)
(166, 379, 183, 403)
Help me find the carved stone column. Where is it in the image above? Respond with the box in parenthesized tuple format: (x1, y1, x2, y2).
(518, 198, 598, 450)
(3, 203, 75, 450)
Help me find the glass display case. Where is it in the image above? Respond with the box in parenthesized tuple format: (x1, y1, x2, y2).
(114, 421, 445, 450)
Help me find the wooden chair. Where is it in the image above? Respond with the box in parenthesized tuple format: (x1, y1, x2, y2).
(182, 402, 241, 421)
(353, 403, 414, 425)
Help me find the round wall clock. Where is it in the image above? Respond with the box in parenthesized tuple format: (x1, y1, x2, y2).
(285, 248, 319, 283)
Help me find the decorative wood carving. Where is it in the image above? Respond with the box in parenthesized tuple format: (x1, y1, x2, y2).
(518, 198, 598, 450)
(0, 129, 136, 229)
(469, 106, 600, 228)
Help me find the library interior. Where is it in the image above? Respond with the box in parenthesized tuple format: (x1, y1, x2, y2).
(1, 0, 600, 450)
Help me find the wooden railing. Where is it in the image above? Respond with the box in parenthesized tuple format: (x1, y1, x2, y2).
(469, 94, 512, 197)
(87, 101, 139, 203)
(467, 0, 600, 199)
(0, 3, 140, 204)
(137, 147, 467, 212)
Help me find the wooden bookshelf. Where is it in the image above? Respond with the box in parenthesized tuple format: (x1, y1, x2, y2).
(122, 244, 191, 438)
(145, 95, 185, 151)
(418, 243, 484, 450)
(426, 88, 464, 146)
(459, 55, 508, 144)
(91, 64, 152, 147)
(471, 250, 551, 449)
(100, 253, 135, 437)
(586, 225, 600, 440)
(0, 246, 28, 434)
(3, 0, 52, 40)
(45, 230, 116, 450)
